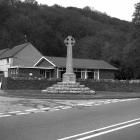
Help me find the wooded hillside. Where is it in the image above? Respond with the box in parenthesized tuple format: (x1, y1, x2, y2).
(0, 0, 139, 79)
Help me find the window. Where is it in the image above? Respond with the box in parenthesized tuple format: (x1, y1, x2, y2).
(75, 72, 81, 79)
(10, 69, 16, 75)
(40, 69, 45, 75)
(87, 72, 94, 79)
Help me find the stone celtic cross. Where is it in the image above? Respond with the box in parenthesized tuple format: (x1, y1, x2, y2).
(64, 36, 75, 47)
(63, 36, 76, 83)
(42, 35, 95, 94)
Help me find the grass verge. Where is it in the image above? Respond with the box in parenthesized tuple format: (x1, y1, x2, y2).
(0, 90, 140, 99)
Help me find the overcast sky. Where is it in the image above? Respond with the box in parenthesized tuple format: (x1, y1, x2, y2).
(36, 0, 140, 21)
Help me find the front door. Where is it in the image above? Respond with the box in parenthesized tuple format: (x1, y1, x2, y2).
(46, 71, 51, 79)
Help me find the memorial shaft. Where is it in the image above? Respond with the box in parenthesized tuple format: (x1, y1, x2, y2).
(66, 43, 73, 73)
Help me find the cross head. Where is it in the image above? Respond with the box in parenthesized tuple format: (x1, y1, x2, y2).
(64, 36, 75, 46)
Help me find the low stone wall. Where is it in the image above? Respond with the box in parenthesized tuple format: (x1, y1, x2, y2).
(78, 80, 133, 92)
(79, 79, 140, 92)
(2, 78, 140, 92)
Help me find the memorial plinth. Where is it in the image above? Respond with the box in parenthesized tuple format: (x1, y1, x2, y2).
(42, 36, 95, 94)
(63, 73, 76, 83)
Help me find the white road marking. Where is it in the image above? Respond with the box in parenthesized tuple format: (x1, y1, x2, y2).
(25, 109, 38, 112)
(94, 103, 102, 106)
(120, 99, 128, 101)
(77, 104, 86, 106)
(0, 114, 12, 117)
(111, 99, 120, 103)
(77, 121, 140, 140)
(16, 112, 31, 115)
(8, 111, 22, 114)
(31, 110, 46, 113)
(61, 106, 72, 109)
(58, 118, 140, 140)
(131, 98, 139, 101)
(83, 104, 93, 107)
(103, 102, 111, 104)
(119, 99, 132, 102)
(50, 108, 60, 112)
(125, 98, 138, 101)
(107, 100, 112, 101)
(75, 99, 138, 107)
(40, 107, 51, 111)
(0, 113, 5, 115)
(98, 100, 106, 102)
(57, 106, 67, 108)
(0, 106, 73, 118)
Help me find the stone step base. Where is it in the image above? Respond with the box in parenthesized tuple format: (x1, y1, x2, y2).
(53, 84, 85, 88)
(42, 82, 95, 94)
(43, 90, 95, 94)
(48, 87, 90, 91)
(57, 82, 80, 85)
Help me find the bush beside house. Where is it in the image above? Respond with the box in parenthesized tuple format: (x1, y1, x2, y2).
(2, 78, 60, 90)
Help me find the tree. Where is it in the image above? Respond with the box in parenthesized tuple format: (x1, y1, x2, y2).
(0, 0, 20, 6)
(83, 6, 91, 11)
(132, 2, 140, 25)
(74, 36, 102, 59)
(132, 2, 140, 40)
(24, 0, 37, 5)
(122, 38, 140, 79)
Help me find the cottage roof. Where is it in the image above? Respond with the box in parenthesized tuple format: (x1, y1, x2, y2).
(42, 56, 118, 70)
(0, 48, 10, 56)
(0, 43, 30, 59)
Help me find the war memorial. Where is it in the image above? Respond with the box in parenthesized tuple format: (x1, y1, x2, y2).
(42, 36, 95, 94)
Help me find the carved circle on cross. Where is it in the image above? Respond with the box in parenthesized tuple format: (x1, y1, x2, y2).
(64, 36, 75, 47)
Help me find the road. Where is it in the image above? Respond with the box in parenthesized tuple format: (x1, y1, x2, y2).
(0, 98, 140, 140)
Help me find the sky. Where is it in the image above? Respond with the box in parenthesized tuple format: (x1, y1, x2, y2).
(36, 0, 140, 21)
